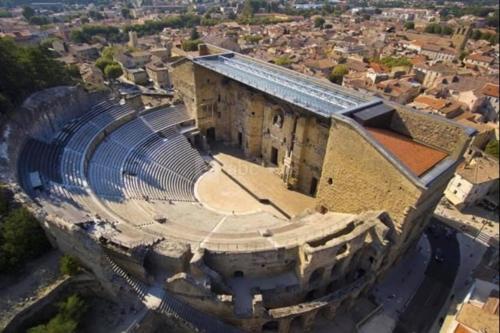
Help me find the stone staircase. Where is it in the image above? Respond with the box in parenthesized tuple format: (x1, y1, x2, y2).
(158, 292, 242, 333)
(105, 255, 241, 333)
(104, 255, 148, 300)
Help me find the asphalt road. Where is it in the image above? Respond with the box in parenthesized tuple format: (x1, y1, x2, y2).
(394, 218, 460, 333)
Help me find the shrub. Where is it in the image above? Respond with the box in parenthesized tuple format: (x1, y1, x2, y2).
(181, 39, 201, 52)
(27, 294, 87, 333)
(329, 64, 348, 85)
(0, 207, 51, 272)
(104, 63, 123, 79)
(95, 57, 114, 72)
(314, 17, 325, 28)
(404, 21, 415, 30)
(0, 188, 9, 216)
(59, 255, 80, 276)
(485, 139, 499, 159)
(275, 55, 292, 66)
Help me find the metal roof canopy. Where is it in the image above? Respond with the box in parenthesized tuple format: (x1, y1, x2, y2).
(193, 53, 380, 118)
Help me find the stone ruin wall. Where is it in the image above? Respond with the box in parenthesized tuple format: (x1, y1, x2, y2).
(390, 105, 471, 158)
(185, 64, 330, 195)
(162, 211, 391, 332)
(0, 86, 107, 183)
(0, 78, 472, 332)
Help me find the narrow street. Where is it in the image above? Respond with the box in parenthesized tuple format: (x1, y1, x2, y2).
(394, 218, 460, 333)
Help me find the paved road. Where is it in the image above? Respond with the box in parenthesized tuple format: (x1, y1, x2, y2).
(394, 218, 460, 333)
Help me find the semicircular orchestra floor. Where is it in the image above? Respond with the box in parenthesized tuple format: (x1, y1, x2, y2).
(18, 100, 341, 251)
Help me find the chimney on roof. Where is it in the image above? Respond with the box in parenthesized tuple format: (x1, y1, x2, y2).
(198, 43, 209, 56)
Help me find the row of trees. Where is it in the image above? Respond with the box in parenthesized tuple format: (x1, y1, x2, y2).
(28, 294, 87, 333)
(0, 38, 75, 115)
(470, 29, 499, 45)
(440, 6, 499, 28)
(376, 56, 412, 69)
(424, 23, 454, 35)
(70, 25, 125, 44)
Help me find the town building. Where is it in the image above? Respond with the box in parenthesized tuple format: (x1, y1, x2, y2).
(444, 150, 499, 210)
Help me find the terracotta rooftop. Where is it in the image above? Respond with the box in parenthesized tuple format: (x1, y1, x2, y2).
(466, 53, 494, 64)
(366, 127, 448, 177)
(414, 95, 448, 110)
(454, 324, 472, 333)
(481, 83, 500, 98)
(370, 62, 389, 73)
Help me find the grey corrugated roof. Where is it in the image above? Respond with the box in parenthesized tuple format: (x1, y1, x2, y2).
(193, 53, 378, 118)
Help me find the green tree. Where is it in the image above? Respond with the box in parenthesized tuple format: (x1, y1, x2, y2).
(181, 39, 201, 51)
(471, 29, 482, 40)
(66, 64, 81, 80)
(0, 188, 9, 216)
(95, 57, 114, 72)
(379, 56, 412, 68)
(29, 16, 51, 26)
(314, 16, 325, 28)
(329, 64, 348, 85)
(190, 27, 200, 40)
(89, 10, 104, 20)
(59, 255, 80, 276)
(485, 139, 499, 159)
(104, 63, 123, 79)
(404, 21, 415, 30)
(27, 294, 87, 333)
(0, 37, 72, 111)
(58, 294, 87, 321)
(488, 33, 499, 44)
(121, 8, 131, 19)
(275, 55, 292, 66)
(0, 9, 12, 18)
(101, 46, 116, 60)
(22, 6, 35, 20)
(242, 0, 255, 17)
(0, 207, 51, 272)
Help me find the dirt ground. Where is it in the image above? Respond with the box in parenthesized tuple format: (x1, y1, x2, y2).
(196, 163, 283, 217)
(0, 249, 62, 329)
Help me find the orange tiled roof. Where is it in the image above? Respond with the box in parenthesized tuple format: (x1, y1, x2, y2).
(366, 127, 448, 177)
(369, 62, 389, 73)
(414, 95, 448, 110)
(454, 324, 472, 333)
(466, 53, 494, 64)
(481, 83, 500, 98)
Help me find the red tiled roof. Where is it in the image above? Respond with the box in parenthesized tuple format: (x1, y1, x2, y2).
(414, 95, 448, 110)
(466, 53, 494, 64)
(481, 83, 500, 98)
(370, 62, 389, 73)
(454, 324, 472, 333)
(366, 127, 448, 177)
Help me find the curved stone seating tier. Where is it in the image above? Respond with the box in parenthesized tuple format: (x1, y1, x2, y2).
(141, 105, 191, 132)
(122, 133, 208, 202)
(19, 99, 207, 224)
(18, 139, 63, 193)
(53, 100, 115, 146)
(87, 105, 205, 203)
